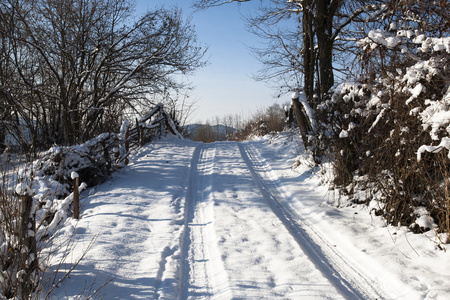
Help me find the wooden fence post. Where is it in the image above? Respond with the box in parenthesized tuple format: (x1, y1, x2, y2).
(18, 191, 37, 300)
(72, 172, 80, 219)
(136, 118, 144, 147)
(124, 126, 130, 165)
(159, 106, 164, 138)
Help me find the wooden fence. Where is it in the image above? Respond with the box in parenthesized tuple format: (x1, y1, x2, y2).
(7, 104, 183, 298)
(69, 103, 183, 217)
(127, 103, 184, 147)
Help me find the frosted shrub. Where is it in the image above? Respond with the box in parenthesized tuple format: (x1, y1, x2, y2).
(323, 18, 450, 240)
(0, 131, 129, 298)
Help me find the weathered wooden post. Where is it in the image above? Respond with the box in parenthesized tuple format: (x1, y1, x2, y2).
(72, 172, 80, 219)
(159, 105, 164, 138)
(102, 136, 111, 172)
(291, 91, 311, 150)
(124, 126, 130, 165)
(120, 119, 130, 165)
(136, 118, 144, 147)
(16, 183, 37, 300)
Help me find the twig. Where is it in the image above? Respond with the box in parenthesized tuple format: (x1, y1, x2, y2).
(404, 233, 420, 257)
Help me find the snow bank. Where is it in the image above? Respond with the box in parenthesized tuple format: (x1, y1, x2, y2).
(253, 132, 450, 299)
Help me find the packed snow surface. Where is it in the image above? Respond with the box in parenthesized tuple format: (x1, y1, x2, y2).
(51, 134, 450, 299)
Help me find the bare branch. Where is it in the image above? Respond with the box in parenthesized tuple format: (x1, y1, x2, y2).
(194, 0, 253, 10)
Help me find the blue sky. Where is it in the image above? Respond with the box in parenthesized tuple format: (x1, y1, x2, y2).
(135, 0, 286, 124)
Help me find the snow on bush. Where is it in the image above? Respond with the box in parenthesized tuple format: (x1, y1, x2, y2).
(0, 130, 132, 298)
(320, 22, 450, 238)
(417, 137, 450, 161)
(358, 27, 450, 147)
(4, 131, 129, 246)
(15, 182, 32, 196)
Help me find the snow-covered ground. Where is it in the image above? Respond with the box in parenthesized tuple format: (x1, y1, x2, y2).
(49, 133, 450, 299)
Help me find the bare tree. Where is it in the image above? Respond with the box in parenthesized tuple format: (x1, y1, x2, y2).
(193, 0, 387, 155)
(264, 103, 284, 132)
(0, 0, 205, 152)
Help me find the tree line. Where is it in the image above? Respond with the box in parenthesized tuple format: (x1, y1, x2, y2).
(190, 103, 287, 142)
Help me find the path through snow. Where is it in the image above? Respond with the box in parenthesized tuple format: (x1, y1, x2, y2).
(51, 136, 450, 300)
(181, 142, 343, 299)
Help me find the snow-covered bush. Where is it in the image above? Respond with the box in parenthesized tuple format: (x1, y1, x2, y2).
(27, 132, 130, 237)
(0, 131, 129, 299)
(322, 7, 450, 240)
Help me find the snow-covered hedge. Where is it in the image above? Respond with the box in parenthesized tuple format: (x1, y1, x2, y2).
(320, 24, 449, 239)
(25, 132, 129, 235)
(0, 131, 128, 298)
(0, 101, 186, 298)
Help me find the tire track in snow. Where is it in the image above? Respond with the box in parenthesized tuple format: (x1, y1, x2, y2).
(208, 142, 335, 299)
(238, 143, 387, 300)
(179, 144, 203, 299)
(178, 144, 232, 300)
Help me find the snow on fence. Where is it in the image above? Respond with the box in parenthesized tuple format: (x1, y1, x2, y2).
(26, 103, 183, 224)
(127, 103, 184, 147)
(0, 104, 183, 298)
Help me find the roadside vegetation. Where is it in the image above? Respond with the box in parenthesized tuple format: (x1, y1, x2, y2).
(0, 0, 203, 298)
(191, 103, 288, 142)
(0, 0, 448, 298)
(196, 0, 450, 244)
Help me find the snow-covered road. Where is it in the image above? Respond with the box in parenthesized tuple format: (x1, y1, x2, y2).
(52, 136, 450, 300)
(181, 142, 345, 299)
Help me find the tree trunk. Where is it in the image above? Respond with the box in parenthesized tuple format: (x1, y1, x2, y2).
(315, 0, 340, 100)
(291, 96, 310, 150)
(302, 0, 315, 107)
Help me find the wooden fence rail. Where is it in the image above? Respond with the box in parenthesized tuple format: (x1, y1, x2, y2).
(66, 103, 183, 215)
(127, 103, 183, 147)
(27, 103, 183, 222)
